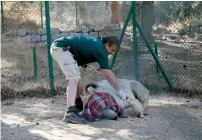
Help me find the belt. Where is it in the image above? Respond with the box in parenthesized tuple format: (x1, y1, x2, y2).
(63, 45, 73, 54)
(52, 45, 74, 56)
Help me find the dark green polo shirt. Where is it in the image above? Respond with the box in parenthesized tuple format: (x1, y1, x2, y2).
(53, 35, 110, 69)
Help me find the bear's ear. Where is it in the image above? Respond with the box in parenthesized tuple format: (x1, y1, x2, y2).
(85, 83, 98, 92)
(87, 87, 96, 95)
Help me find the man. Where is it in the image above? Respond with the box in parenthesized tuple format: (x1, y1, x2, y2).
(50, 35, 128, 124)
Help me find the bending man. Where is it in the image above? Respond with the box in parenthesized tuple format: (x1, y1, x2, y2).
(50, 35, 128, 124)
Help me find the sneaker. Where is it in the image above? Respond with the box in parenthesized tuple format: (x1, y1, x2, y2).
(63, 106, 88, 124)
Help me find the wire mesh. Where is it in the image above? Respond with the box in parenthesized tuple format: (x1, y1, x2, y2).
(151, 1, 202, 95)
(1, 1, 53, 99)
(119, 1, 202, 96)
(1, 1, 202, 99)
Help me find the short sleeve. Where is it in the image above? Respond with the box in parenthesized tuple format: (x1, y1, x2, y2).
(95, 52, 110, 69)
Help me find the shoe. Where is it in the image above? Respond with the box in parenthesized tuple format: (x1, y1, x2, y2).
(63, 106, 88, 124)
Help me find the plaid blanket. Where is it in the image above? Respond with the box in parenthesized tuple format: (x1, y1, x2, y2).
(80, 92, 120, 122)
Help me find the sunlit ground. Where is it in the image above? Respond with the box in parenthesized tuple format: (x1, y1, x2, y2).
(1, 95, 202, 140)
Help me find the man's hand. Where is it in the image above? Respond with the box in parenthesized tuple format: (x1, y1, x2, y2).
(102, 69, 121, 92)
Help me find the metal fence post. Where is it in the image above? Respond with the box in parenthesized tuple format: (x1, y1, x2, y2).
(110, 4, 133, 69)
(1, 1, 5, 33)
(134, 17, 174, 91)
(75, 1, 78, 29)
(40, 1, 43, 28)
(33, 47, 38, 81)
(132, 1, 140, 81)
(45, 1, 55, 95)
(154, 43, 159, 72)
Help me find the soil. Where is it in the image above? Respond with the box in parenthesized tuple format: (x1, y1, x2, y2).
(1, 95, 202, 140)
(1, 30, 202, 140)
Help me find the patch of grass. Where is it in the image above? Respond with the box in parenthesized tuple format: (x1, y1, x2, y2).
(3, 16, 40, 35)
(1, 37, 34, 70)
(1, 36, 54, 99)
(3, 1, 41, 33)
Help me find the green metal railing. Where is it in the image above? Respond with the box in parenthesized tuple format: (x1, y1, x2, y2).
(40, 1, 43, 28)
(154, 43, 159, 72)
(133, 16, 174, 91)
(24, 1, 174, 93)
(2, 1, 202, 96)
(1, 1, 5, 32)
(45, 1, 55, 94)
(75, 1, 78, 29)
(33, 47, 38, 80)
(132, 1, 139, 81)
(110, 1, 174, 91)
(110, 3, 133, 69)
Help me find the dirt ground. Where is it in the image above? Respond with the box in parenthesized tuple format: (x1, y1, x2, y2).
(1, 95, 202, 140)
(1, 27, 202, 140)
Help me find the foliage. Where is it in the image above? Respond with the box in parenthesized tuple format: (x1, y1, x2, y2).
(154, 1, 202, 24)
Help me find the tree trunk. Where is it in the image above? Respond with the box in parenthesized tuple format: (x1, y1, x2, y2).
(141, 1, 155, 43)
(105, 1, 110, 10)
(111, 1, 120, 25)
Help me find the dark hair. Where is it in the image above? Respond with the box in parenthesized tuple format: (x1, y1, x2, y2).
(101, 36, 120, 48)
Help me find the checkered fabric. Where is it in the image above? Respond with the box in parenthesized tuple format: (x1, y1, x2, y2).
(80, 92, 120, 122)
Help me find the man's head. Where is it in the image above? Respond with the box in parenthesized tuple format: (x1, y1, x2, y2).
(102, 36, 120, 55)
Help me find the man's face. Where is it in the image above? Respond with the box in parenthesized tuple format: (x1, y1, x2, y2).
(105, 43, 118, 55)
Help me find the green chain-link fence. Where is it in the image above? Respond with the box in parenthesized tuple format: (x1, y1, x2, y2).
(131, 1, 202, 95)
(1, 1, 202, 99)
(1, 2, 43, 32)
(1, 1, 54, 99)
(147, 1, 202, 94)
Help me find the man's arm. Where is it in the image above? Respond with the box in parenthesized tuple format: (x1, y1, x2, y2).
(95, 51, 126, 99)
(102, 69, 128, 100)
(102, 69, 121, 92)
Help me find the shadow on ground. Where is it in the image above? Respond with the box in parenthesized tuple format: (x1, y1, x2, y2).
(1, 95, 202, 140)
